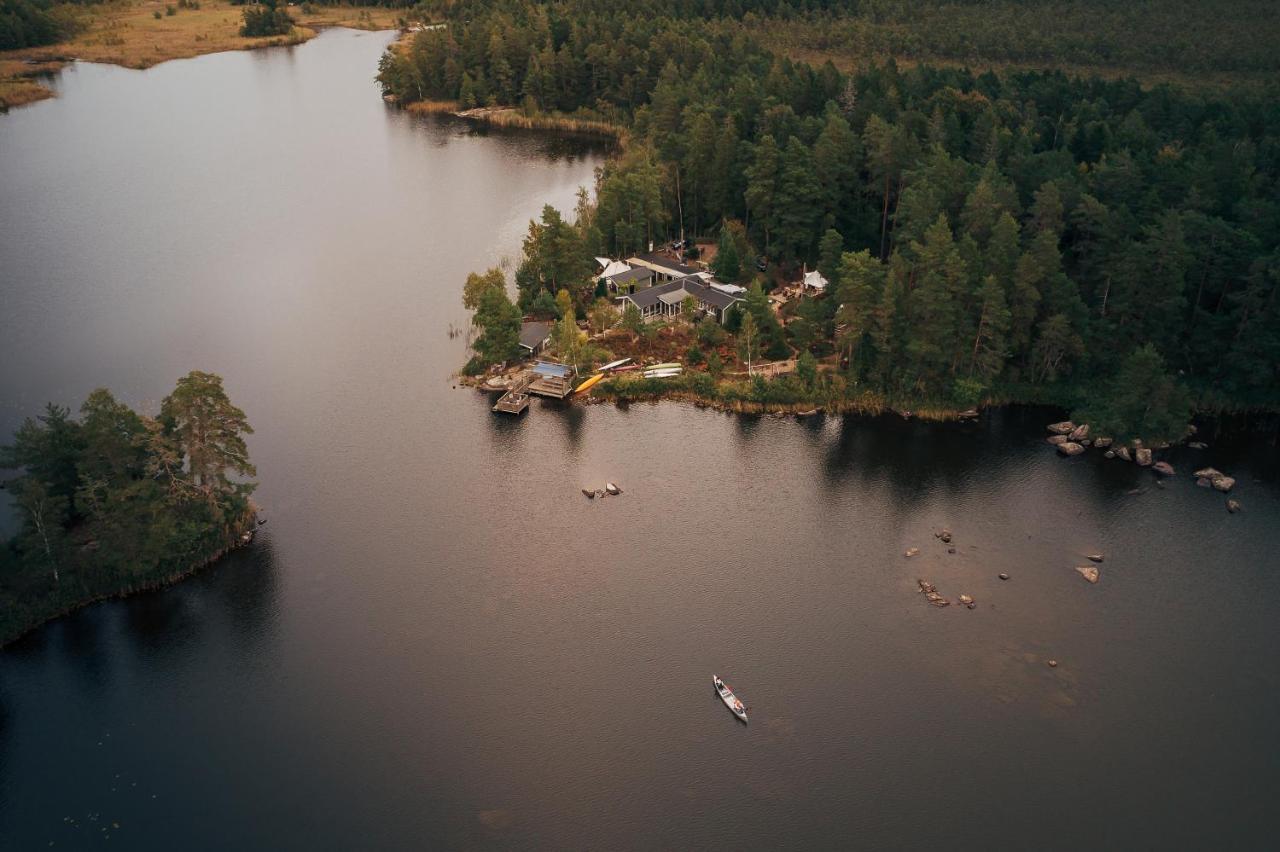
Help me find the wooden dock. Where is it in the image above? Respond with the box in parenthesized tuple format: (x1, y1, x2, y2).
(528, 374, 574, 399)
(493, 372, 533, 414)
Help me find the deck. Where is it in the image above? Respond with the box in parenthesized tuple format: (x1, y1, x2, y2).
(493, 372, 533, 414)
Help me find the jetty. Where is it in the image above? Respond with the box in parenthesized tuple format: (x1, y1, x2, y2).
(527, 361, 575, 399)
(493, 372, 533, 414)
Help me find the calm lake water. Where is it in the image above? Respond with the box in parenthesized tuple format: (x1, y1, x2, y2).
(2, 28, 1279, 850)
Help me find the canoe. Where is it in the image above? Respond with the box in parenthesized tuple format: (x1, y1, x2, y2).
(598, 358, 632, 372)
(713, 675, 748, 723)
(642, 368, 683, 379)
(647, 362, 682, 371)
(575, 373, 606, 394)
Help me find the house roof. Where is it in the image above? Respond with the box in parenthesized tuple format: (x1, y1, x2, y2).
(605, 267, 654, 286)
(519, 321, 552, 351)
(803, 270, 829, 290)
(617, 276, 745, 312)
(628, 252, 700, 277)
(600, 259, 631, 278)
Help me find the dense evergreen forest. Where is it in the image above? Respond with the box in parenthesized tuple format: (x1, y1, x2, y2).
(0, 0, 78, 49)
(0, 372, 258, 644)
(380, 0, 1280, 432)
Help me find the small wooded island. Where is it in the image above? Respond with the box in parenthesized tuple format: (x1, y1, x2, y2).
(398, 1, 1280, 443)
(0, 371, 257, 646)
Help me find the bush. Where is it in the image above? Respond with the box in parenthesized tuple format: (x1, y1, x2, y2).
(951, 377, 984, 407)
(462, 356, 487, 376)
(686, 345, 705, 365)
(166, 5, 176, 16)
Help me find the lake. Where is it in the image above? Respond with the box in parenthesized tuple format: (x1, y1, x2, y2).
(1, 28, 1278, 850)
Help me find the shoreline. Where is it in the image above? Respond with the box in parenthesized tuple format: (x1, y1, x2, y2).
(404, 99, 626, 141)
(0, 510, 260, 649)
(1, 2, 409, 112)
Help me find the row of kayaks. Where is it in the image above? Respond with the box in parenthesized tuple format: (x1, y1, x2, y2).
(573, 358, 685, 393)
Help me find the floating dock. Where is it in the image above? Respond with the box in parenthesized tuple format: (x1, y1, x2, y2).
(493, 372, 533, 414)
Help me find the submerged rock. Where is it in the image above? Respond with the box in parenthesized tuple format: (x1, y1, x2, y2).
(1104, 450, 1116, 459)
(1068, 423, 1090, 442)
(1188, 441, 1207, 449)
(905, 547, 919, 557)
(1212, 475, 1236, 492)
(917, 579, 950, 607)
(1227, 499, 1242, 513)
(1048, 421, 1075, 435)
(1194, 467, 1222, 479)
(1088, 554, 1104, 563)
(1152, 461, 1175, 476)
(999, 572, 1010, 580)
(1076, 564, 1100, 584)
(1058, 442, 1085, 456)
(1047, 435, 1068, 445)
(1093, 437, 1113, 448)
(1116, 446, 1132, 462)
(958, 594, 974, 605)
(1135, 448, 1153, 466)
(1048, 660, 1059, 668)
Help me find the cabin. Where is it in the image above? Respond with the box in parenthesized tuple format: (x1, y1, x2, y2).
(615, 275, 745, 324)
(519, 321, 553, 358)
(603, 266, 656, 294)
(626, 252, 701, 284)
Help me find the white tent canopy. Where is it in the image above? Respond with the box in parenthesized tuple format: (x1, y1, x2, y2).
(600, 259, 631, 278)
(803, 270, 829, 291)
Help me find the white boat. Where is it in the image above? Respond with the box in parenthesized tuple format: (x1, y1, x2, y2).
(642, 367, 683, 379)
(713, 675, 748, 723)
(598, 358, 632, 372)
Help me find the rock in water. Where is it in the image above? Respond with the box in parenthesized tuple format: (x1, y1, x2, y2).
(1047, 660, 1059, 668)
(1104, 450, 1116, 459)
(958, 594, 974, 605)
(1188, 441, 1207, 449)
(1152, 461, 1175, 476)
(1093, 437, 1113, 448)
(1116, 446, 1132, 462)
(1135, 448, 1153, 466)
(998, 572, 1010, 580)
(1048, 421, 1075, 435)
(905, 547, 919, 557)
(1212, 475, 1236, 493)
(1194, 467, 1222, 479)
(1076, 564, 1100, 584)
(1068, 423, 1090, 442)
(1058, 442, 1085, 456)
(1226, 499, 1242, 513)
(1047, 435, 1068, 445)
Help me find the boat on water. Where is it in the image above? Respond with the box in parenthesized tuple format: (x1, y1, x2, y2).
(598, 357, 632, 372)
(713, 675, 748, 723)
(575, 373, 606, 394)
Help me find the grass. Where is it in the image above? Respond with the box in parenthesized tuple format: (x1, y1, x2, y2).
(0, 0, 409, 111)
(406, 100, 626, 140)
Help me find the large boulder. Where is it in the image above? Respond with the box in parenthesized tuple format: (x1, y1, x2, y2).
(1048, 421, 1075, 435)
(1135, 448, 1153, 466)
(1116, 446, 1132, 462)
(1058, 442, 1086, 456)
(1093, 437, 1113, 448)
(1194, 467, 1222, 479)
(1152, 461, 1175, 476)
(1068, 423, 1090, 442)
(1212, 475, 1236, 493)
(1076, 565, 1100, 584)
(1047, 435, 1068, 445)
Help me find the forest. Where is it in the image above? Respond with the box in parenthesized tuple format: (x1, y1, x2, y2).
(0, 372, 258, 644)
(378, 0, 1280, 435)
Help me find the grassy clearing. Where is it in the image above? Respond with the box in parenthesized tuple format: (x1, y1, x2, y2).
(0, 1, 407, 111)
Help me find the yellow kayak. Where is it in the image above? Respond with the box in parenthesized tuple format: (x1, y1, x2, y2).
(575, 373, 606, 394)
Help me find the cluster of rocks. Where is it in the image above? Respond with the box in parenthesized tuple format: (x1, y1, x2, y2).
(1193, 467, 1236, 492)
(917, 579, 977, 609)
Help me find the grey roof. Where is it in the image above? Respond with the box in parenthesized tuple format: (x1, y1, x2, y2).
(604, 267, 655, 285)
(519, 321, 552, 350)
(629, 252, 700, 277)
(617, 276, 745, 312)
